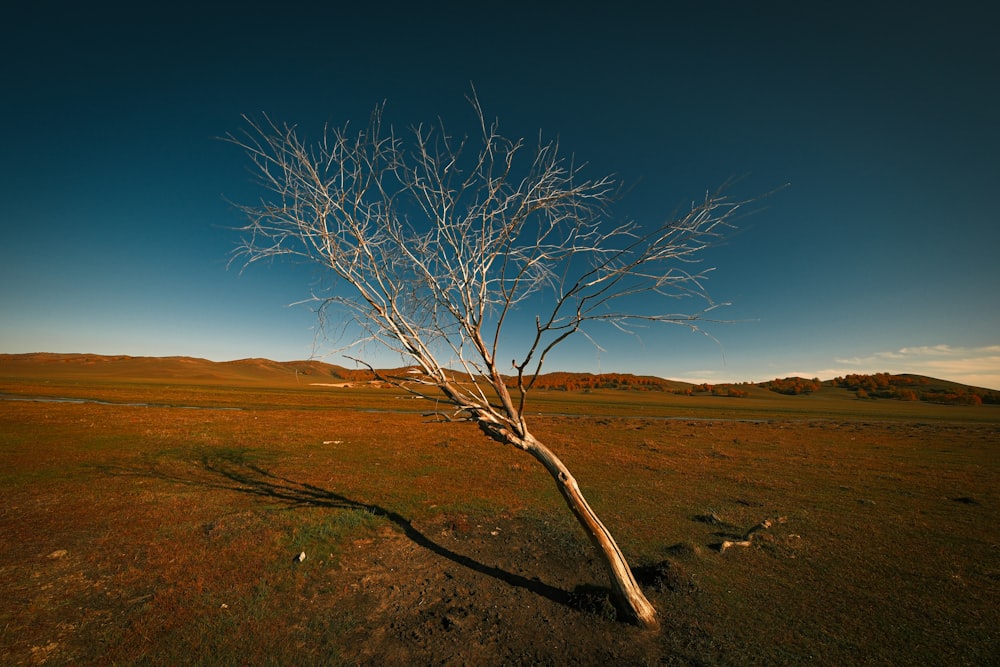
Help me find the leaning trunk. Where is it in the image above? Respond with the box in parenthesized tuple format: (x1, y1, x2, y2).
(522, 433, 659, 630)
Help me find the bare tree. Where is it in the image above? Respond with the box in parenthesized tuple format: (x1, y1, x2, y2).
(228, 95, 752, 629)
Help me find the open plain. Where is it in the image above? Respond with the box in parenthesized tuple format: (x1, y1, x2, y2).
(1, 355, 997, 665)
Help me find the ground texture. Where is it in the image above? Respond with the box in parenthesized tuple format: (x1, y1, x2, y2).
(1, 390, 997, 665)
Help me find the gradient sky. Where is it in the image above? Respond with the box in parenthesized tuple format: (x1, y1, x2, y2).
(2, 2, 998, 389)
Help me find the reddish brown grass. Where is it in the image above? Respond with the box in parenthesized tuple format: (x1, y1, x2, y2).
(1, 375, 997, 664)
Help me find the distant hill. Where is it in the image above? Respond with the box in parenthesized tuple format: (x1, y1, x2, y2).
(0, 353, 697, 391)
(757, 372, 999, 405)
(1, 354, 995, 404)
(826, 372, 999, 405)
(0, 353, 367, 387)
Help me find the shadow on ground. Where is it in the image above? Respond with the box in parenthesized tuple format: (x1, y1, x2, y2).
(101, 446, 627, 617)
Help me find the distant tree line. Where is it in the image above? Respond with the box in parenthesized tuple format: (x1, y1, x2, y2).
(683, 383, 751, 398)
(759, 377, 823, 395)
(832, 373, 998, 405)
(521, 372, 677, 392)
(325, 366, 996, 405)
(507, 373, 752, 397)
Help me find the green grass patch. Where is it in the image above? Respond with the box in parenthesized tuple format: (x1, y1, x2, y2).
(285, 506, 385, 561)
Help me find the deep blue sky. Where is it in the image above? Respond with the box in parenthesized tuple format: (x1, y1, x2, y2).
(2, 2, 998, 388)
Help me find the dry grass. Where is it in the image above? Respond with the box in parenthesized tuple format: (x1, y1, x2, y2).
(1, 376, 997, 664)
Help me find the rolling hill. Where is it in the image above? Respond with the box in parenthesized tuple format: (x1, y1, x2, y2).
(0, 353, 361, 387)
(1, 353, 996, 405)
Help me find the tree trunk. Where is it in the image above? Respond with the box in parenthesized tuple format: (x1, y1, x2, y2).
(522, 434, 659, 630)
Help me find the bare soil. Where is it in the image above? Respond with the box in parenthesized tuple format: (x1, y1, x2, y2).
(1, 379, 997, 665)
(333, 517, 674, 666)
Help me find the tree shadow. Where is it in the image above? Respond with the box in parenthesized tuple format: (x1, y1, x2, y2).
(103, 446, 588, 612)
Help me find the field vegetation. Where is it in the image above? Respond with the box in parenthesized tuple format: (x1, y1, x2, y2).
(1, 354, 997, 664)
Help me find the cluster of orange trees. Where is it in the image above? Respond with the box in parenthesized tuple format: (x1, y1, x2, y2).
(759, 377, 823, 395)
(834, 373, 924, 400)
(684, 383, 751, 398)
(833, 373, 997, 405)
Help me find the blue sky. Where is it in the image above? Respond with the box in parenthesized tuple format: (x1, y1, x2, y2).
(2, 2, 998, 389)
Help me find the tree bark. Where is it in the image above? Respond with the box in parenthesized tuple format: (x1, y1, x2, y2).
(521, 434, 659, 630)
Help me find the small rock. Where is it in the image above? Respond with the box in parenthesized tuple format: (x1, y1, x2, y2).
(47, 550, 68, 559)
(294, 551, 306, 563)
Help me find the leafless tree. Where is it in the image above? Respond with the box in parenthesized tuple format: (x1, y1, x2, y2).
(228, 95, 753, 629)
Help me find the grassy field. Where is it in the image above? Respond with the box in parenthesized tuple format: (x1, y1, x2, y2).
(1, 358, 997, 664)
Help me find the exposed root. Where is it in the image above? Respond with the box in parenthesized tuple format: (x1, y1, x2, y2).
(719, 516, 787, 553)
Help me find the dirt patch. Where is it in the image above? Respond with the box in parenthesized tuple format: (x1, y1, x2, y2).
(332, 516, 678, 665)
